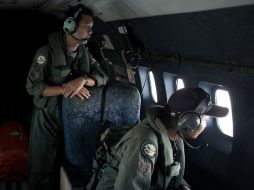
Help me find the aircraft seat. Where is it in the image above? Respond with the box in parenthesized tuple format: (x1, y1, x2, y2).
(60, 84, 141, 190)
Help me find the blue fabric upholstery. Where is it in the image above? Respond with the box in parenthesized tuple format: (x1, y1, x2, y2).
(62, 84, 141, 179)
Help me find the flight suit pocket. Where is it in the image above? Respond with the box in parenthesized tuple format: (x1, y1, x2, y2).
(52, 66, 71, 84)
(34, 96, 48, 108)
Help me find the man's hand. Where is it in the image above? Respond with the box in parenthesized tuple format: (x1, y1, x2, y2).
(75, 87, 90, 100)
(63, 77, 87, 98)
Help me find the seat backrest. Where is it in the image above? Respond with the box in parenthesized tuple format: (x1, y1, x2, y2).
(62, 84, 141, 175)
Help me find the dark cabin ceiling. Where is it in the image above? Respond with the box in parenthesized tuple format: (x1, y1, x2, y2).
(0, 0, 254, 21)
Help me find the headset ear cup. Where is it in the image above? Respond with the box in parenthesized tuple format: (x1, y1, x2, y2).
(177, 112, 201, 133)
(63, 17, 77, 34)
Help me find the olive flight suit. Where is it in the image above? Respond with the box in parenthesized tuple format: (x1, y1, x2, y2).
(94, 106, 189, 190)
(26, 31, 108, 190)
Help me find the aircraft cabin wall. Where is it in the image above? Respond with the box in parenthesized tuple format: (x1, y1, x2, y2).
(0, 10, 62, 126)
(103, 4, 254, 190)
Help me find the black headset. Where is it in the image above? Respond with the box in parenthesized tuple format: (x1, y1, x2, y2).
(176, 95, 210, 133)
(63, 6, 84, 34)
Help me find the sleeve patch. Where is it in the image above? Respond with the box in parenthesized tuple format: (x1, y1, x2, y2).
(30, 67, 40, 80)
(140, 141, 157, 159)
(138, 158, 152, 175)
(36, 55, 47, 65)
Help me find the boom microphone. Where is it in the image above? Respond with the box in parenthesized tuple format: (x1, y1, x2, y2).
(71, 34, 88, 44)
(179, 132, 208, 150)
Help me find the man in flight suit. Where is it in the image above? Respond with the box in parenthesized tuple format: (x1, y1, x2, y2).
(94, 87, 229, 190)
(26, 4, 108, 190)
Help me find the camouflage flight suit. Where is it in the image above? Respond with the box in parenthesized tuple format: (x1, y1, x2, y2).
(26, 31, 108, 190)
(94, 106, 189, 190)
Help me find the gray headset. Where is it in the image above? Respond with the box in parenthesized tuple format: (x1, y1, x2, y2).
(176, 96, 210, 133)
(63, 7, 84, 34)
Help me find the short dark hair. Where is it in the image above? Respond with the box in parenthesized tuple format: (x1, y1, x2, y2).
(65, 4, 94, 23)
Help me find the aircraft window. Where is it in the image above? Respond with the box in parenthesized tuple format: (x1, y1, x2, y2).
(149, 71, 158, 103)
(215, 89, 233, 137)
(176, 78, 185, 90)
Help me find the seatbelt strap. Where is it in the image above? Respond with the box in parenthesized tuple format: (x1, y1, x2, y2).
(89, 85, 111, 190)
(106, 153, 120, 171)
(100, 85, 109, 124)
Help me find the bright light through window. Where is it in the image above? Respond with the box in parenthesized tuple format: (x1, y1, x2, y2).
(176, 78, 185, 90)
(215, 89, 233, 137)
(149, 71, 158, 103)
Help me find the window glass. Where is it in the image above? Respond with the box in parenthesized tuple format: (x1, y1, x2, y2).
(149, 71, 158, 103)
(215, 89, 233, 137)
(176, 78, 185, 90)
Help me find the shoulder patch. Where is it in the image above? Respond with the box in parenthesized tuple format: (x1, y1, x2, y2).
(138, 158, 152, 175)
(36, 55, 47, 65)
(140, 141, 157, 159)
